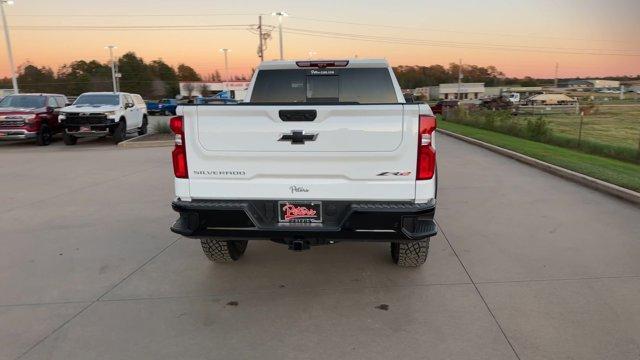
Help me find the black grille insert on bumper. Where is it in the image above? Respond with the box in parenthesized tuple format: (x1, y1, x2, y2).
(62, 113, 111, 126)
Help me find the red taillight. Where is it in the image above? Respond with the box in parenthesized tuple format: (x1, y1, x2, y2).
(170, 116, 188, 178)
(417, 115, 436, 180)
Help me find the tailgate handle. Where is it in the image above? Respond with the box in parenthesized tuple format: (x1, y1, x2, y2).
(279, 110, 317, 122)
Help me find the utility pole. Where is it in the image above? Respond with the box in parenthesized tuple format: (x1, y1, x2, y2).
(554, 62, 559, 88)
(1, 0, 18, 94)
(272, 11, 288, 60)
(258, 15, 264, 61)
(457, 59, 462, 100)
(105, 45, 118, 93)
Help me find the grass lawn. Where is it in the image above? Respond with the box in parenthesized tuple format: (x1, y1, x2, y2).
(439, 120, 640, 192)
(514, 108, 640, 150)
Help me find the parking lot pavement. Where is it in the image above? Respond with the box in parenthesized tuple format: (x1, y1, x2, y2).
(1, 134, 639, 360)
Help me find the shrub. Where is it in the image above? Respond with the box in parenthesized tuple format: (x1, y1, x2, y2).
(525, 116, 551, 141)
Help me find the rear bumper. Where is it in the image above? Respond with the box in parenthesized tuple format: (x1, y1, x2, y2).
(170, 199, 437, 242)
(0, 129, 37, 140)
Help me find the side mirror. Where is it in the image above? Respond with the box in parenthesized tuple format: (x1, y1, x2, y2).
(125, 102, 134, 109)
(46, 106, 55, 113)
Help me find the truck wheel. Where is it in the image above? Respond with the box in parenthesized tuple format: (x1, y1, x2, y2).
(138, 117, 148, 136)
(63, 132, 77, 145)
(113, 120, 126, 144)
(390, 239, 430, 267)
(200, 238, 248, 263)
(36, 124, 52, 146)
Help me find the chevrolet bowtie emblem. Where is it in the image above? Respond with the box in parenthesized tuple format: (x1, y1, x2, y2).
(278, 130, 318, 145)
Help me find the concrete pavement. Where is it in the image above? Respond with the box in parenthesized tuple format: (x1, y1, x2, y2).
(0, 133, 639, 360)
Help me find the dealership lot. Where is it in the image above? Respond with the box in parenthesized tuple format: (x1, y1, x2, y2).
(1, 133, 639, 360)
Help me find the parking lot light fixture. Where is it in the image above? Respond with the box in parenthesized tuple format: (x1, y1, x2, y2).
(105, 45, 118, 93)
(1, 0, 18, 94)
(272, 11, 288, 60)
(219, 48, 230, 83)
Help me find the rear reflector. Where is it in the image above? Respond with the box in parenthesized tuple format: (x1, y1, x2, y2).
(296, 60, 349, 68)
(170, 116, 188, 179)
(417, 115, 436, 180)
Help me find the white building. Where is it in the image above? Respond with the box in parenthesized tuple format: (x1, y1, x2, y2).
(560, 79, 620, 89)
(179, 81, 250, 100)
(439, 83, 485, 100)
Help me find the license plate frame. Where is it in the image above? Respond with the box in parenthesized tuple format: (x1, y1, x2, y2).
(278, 201, 322, 223)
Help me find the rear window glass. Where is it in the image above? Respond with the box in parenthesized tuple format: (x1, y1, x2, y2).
(250, 68, 398, 104)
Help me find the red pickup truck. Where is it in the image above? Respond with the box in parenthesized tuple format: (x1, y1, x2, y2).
(0, 94, 68, 146)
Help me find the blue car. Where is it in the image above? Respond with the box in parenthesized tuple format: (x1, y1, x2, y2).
(157, 99, 178, 115)
(145, 100, 160, 114)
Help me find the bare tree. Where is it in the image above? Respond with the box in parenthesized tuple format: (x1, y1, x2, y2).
(198, 83, 211, 97)
(183, 82, 195, 97)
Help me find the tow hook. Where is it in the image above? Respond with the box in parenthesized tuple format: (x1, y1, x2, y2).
(288, 239, 310, 251)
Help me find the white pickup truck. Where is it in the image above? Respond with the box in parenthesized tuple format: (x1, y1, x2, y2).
(170, 59, 437, 267)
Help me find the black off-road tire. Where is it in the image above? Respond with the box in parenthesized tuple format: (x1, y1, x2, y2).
(63, 132, 77, 145)
(113, 119, 127, 144)
(36, 124, 52, 146)
(200, 239, 248, 263)
(391, 239, 430, 267)
(138, 117, 148, 136)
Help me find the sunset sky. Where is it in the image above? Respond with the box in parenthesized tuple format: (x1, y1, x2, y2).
(1, 0, 639, 79)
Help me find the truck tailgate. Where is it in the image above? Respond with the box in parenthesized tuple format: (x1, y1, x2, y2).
(182, 104, 420, 201)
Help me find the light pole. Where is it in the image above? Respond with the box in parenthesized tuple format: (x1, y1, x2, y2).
(219, 48, 230, 82)
(105, 45, 117, 93)
(272, 11, 288, 60)
(1, 0, 18, 94)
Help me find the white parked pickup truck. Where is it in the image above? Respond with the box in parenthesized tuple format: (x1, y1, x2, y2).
(170, 59, 437, 267)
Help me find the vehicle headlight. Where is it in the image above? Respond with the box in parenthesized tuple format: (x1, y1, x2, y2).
(104, 111, 116, 117)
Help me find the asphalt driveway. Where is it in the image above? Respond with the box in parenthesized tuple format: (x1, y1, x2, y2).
(1, 132, 639, 360)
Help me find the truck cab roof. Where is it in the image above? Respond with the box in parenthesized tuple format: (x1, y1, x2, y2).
(258, 59, 390, 70)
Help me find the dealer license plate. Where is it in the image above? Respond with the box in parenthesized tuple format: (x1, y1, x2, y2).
(278, 201, 322, 223)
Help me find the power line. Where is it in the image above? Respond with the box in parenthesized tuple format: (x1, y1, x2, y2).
(10, 22, 638, 55)
(282, 27, 640, 57)
(8, 12, 261, 17)
(6, 12, 636, 45)
(288, 15, 637, 45)
(11, 24, 252, 30)
(284, 27, 640, 53)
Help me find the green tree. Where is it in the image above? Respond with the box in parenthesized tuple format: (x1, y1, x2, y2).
(118, 52, 153, 97)
(149, 59, 179, 98)
(177, 64, 201, 81)
(17, 64, 56, 93)
(57, 60, 112, 95)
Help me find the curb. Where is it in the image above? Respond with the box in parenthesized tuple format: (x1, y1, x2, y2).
(117, 133, 173, 149)
(437, 128, 640, 206)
